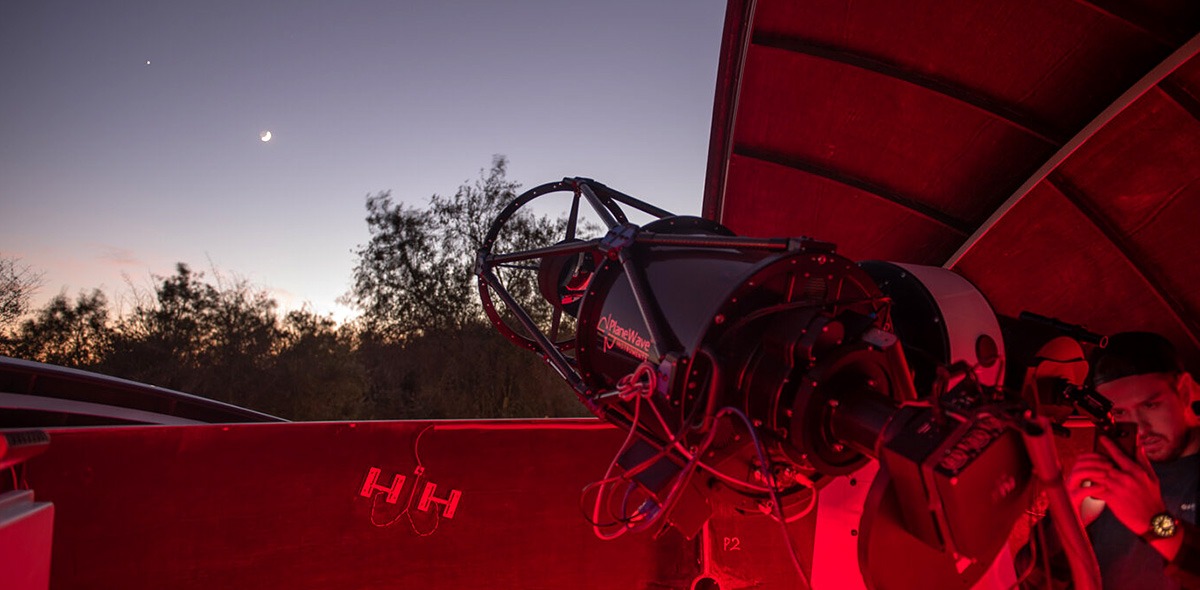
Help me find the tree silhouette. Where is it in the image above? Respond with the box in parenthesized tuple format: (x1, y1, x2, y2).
(2, 158, 588, 421)
(269, 309, 367, 420)
(0, 255, 44, 335)
(346, 155, 587, 418)
(7, 290, 113, 367)
(100, 264, 287, 411)
(347, 155, 564, 338)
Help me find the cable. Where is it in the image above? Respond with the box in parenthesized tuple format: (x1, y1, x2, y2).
(590, 368, 653, 539)
(719, 405, 813, 589)
(619, 364, 702, 536)
(782, 485, 819, 523)
(412, 424, 434, 466)
(1008, 514, 1041, 589)
(692, 452, 774, 493)
(587, 362, 818, 558)
(366, 424, 441, 536)
(589, 361, 724, 537)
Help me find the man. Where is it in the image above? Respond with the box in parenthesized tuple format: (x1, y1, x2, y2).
(1067, 331, 1199, 589)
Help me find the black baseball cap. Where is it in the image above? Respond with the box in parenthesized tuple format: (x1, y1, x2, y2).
(1089, 331, 1184, 387)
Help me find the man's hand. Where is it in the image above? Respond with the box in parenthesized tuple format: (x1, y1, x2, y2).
(1088, 437, 1168, 533)
(1071, 437, 1184, 560)
(1067, 450, 1112, 526)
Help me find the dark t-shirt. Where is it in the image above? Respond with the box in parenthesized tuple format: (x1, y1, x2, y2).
(1088, 453, 1199, 590)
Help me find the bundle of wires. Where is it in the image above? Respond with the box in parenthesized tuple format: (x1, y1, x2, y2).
(581, 362, 816, 586)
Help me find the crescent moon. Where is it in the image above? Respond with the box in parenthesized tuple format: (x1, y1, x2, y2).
(260, 131, 272, 142)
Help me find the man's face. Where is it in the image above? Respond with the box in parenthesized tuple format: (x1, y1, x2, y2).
(1097, 372, 1191, 462)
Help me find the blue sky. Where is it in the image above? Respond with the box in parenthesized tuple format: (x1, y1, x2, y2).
(1, 1, 726, 321)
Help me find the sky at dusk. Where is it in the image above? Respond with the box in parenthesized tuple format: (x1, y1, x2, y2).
(1, 1, 726, 321)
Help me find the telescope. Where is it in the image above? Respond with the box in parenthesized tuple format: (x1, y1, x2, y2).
(475, 178, 1097, 589)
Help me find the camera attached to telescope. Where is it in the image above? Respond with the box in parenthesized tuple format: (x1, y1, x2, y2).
(1039, 377, 1139, 458)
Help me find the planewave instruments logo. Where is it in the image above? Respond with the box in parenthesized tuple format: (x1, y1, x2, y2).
(596, 313, 652, 360)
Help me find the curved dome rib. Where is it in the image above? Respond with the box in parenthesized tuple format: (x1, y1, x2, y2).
(704, 0, 1200, 370)
(945, 33, 1200, 269)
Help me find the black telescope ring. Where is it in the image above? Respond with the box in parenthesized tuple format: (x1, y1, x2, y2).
(477, 178, 680, 360)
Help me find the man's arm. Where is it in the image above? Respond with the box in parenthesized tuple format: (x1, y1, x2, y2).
(1084, 437, 1179, 558)
(1164, 519, 1200, 589)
